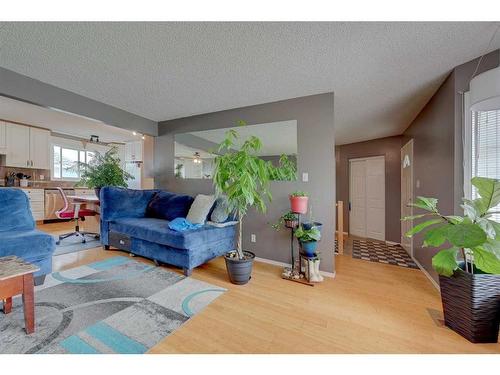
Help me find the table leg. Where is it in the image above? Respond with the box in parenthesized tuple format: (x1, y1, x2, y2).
(3, 297, 12, 314)
(22, 273, 35, 334)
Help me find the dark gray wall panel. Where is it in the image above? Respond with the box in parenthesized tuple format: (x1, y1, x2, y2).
(156, 93, 335, 272)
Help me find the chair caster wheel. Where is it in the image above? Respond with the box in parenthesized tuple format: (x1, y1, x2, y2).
(82, 240, 86, 244)
(56, 241, 60, 245)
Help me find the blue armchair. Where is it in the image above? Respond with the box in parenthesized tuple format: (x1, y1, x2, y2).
(0, 188, 56, 285)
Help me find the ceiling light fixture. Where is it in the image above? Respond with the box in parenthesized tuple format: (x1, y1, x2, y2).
(470, 24, 500, 112)
(132, 131, 137, 136)
(193, 152, 202, 164)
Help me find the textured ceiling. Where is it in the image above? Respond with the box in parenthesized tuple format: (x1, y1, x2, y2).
(1, 22, 499, 144)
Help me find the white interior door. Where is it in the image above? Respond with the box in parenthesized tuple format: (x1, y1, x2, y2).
(349, 156, 385, 241)
(349, 160, 367, 238)
(401, 140, 414, 255)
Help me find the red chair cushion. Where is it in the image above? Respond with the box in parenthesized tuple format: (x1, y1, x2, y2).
(59, 209, 96, 218)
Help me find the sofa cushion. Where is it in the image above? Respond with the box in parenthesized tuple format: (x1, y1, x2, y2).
(186, 194, 215, 224)
(0, 229, 56, 259)
(210, 196, 230, 223)
(146, 191, 194, 221)
(109, 217, 235, 250)
(0, 188, 35, 232)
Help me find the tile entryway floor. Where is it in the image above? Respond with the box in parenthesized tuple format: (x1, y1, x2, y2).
(351, 239, 418, 269)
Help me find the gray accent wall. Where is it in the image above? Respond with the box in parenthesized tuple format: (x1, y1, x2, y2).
(403, 50, 500, 282)
(336, 136, 404, 243)
(0, 67, 158, 136)
(156, 93, 336, 272)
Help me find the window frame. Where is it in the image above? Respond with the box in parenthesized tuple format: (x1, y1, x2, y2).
(51, 143, 93, 182)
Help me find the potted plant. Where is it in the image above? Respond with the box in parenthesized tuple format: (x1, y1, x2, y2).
(290, 191, 309, 214)
(77, 148, 133, 198)
(404, 177, 500, 343)
(294, 224, 321, 257)
(213, 121, 296, 285)
(302, 205, 323, 233)
(272, 211, 299, 230)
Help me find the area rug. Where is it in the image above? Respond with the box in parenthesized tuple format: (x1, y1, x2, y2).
(52, 235, 101, 256)
(351, 239, 418, 269)
(0, 256, 226, 354)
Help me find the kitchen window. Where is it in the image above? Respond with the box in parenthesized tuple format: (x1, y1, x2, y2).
(52, 145, 94, 180)
(464, 92, 500, 221)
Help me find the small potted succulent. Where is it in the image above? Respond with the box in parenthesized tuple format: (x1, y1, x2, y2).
(272, 211, 299, 230)
(290, 191, 309, 214)
(294, 224, 321, 257)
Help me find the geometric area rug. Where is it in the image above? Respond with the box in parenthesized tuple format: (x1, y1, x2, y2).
(0, 256, 226, 354)
(351, 239, 418, 269)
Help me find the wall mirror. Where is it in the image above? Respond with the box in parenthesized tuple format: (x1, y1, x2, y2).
(174, 120, 297, 180)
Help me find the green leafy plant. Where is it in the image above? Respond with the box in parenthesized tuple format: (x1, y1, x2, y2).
(76, 148, 133, 189)
(294, 225, 321, 242)
(404, 177, 500, 277)
(272, 211, 299, 231)
(213, 121, 296, 260)
(269, 155, 297, 181)
(175, 164, 183, 178)
(290, 190, 308, 197)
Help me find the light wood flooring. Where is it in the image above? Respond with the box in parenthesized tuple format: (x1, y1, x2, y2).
(39, 221, 500, 353)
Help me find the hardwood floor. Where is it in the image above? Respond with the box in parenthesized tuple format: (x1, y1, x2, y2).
(39, 221, 500, 353)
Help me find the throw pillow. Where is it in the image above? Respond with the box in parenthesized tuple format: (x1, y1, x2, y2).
(186, 194, 216, 224)
(146, 191, 194, 221)
(210, 196, 230, 223)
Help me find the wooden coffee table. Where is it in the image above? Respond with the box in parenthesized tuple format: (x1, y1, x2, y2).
(0, 256, 39, 334)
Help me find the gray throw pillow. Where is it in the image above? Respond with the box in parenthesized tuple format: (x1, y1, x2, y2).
(186, 194, 216, 224)
(211, 196, 230, 223)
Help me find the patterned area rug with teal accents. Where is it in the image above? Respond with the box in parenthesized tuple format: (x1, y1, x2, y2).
(0, 256, 226, 354)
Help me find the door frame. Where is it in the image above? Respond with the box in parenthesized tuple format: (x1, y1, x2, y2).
(349, 155, 386, 240)
(401, 139, 414, 256)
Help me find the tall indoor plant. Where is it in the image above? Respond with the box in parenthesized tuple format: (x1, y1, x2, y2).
(77, 148, 133, 197)
(404, 177, 500, 343)
(213, 121, 296, 284)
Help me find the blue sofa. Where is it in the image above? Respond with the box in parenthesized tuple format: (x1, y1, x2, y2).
(100, 187, 236, 276)
(0, 188, 56, 285)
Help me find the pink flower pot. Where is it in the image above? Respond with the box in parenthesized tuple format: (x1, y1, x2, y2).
(290, 196, 308, 214)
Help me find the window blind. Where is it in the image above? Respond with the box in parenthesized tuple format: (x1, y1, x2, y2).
(471, 109, 500, 221)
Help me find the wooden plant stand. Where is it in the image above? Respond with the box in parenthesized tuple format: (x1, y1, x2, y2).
(0, 256, 39, 334)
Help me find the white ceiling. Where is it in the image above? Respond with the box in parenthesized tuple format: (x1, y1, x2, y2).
(0, 96, 140, 143)
(1, 22, 500, 144)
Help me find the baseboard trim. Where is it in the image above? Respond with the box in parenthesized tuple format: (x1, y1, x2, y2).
(412, 256, 440, 290)
(254, 257, 336, 279)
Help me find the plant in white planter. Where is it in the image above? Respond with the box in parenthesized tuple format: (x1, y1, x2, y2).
(404, 177, 500, 343)
(213, 121, 296, 285)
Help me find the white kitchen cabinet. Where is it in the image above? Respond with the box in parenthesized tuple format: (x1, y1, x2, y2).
(5, 123, 50, 169)
(0, 121, 6, 152)
(125, 140, 143, 162)
(30, 127, 51, 169)
(21, 189, 45, 221)
(6, 123, 31, 168)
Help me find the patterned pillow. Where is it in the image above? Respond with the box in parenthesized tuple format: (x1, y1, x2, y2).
(210, 196, 231, 223)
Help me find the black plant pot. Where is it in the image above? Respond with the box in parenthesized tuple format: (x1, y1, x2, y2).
(439, 266, 500, 343)
(224, 251, 255, 285)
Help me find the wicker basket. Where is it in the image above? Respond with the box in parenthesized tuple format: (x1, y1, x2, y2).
(439, 268, 500, 343)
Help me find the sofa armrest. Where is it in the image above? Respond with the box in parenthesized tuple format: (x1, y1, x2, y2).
(100, 187, 158, 222)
